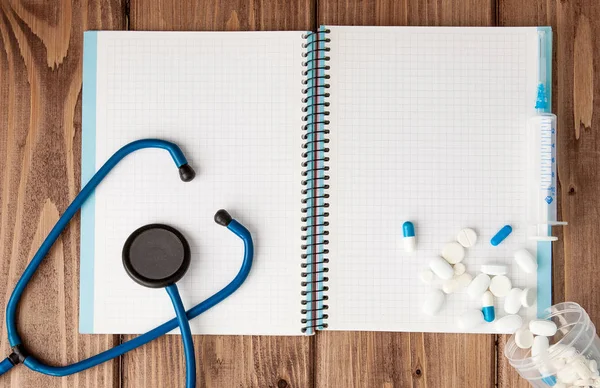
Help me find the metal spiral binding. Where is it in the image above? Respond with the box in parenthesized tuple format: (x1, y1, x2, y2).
(300, 27, 331, 334)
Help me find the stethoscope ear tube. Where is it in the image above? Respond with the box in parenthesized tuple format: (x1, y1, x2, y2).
(0, 140, 254, 380)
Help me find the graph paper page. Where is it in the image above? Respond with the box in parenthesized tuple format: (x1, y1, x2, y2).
(326, 26, 541, 333)
(85, 31, 305, 335)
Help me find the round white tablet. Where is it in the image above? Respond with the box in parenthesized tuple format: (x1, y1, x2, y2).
(467, 273, 491, 299)
(456, 228, 478, 248)
(422, 289, 445, 316)
(521, 288, 537, 308)
(419, 269, 435, 285)
(495, 314, 523, 333)
(504, 288, 523, 315)
(428, 256, 455, 280)
(453, 262, 466, 276)
(480, 263, 508, 276)
(458, 309, 484, 329)
(529, 320, 558, 337)
(514, 328, 534, 349)
(489, 275, 512, 297)
(441, 242, 465, 264)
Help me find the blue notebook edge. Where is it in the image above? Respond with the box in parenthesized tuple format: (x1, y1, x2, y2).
(80, 30, 98, 334)
(537, 26, 553, 318)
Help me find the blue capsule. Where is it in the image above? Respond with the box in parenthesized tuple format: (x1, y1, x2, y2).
(541, 375, 556, 386)
(490, 225, 512, 246)
(402, 221, 415, 237)
(482, 291, 495, 322)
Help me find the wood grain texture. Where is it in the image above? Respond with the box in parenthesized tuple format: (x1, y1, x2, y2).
(2, 0, 600, 387)
(319, 0, 494, 26)
(317, 1, 496, 387)
(122, 1, 315, 387)
(498, 0, 600, 387)
(0, 1, 124, 387)
(130, 0, 315, 31)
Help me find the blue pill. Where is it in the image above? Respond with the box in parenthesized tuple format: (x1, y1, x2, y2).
(402, 221, 415, 237)
(490, 225, 512, 246)
(541, 375, 556, 386)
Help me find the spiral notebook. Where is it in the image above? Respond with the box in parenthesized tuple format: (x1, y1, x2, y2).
(80, 26, 554, 335)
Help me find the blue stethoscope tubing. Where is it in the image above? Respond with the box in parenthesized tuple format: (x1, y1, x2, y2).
(0, 139, 254, 388)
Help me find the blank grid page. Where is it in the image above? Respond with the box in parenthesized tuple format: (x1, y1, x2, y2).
(91, 31, 305, 335)
(326, 27, 540, 333)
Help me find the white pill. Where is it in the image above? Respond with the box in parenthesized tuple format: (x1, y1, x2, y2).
(514, 328, 534, 349)
(532, 335, 550, 357)
(557, 366, 579, 384)
(589, 359, 598, 375)
(458, 309, 484, 330)
(514, 249, 538, 274)
(573, 378, 594, 386)
(419, 269, 435, 285)
(480, 263, 508, 276)
(422, 289, 445, 316)
(539, 365, 554, 379)
(495, 314, 523, 333)
(467, 273, 491, 299)
(489, 275, 512, 297)
(530, 320, 558, 336)
(453, 262, 466, 276)
(521, 288, 537, 308)
(504, 288, 523, 314)
(457, 228, 478, 248)
(549, 343, 568, 355)
(560, 346, 579, 360)
(572, 359, 592, 379)
(442, 272, 473, 294)
(429, 256, 455, 280)
(441, 242, 465, 264)
(551, 358, 566, 370)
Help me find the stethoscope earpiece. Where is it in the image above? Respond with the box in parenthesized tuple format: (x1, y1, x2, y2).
(214, 209, 233, 227)
(178, 164, 196, 182)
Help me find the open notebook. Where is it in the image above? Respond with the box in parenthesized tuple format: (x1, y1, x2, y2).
(81, 26, 554, 335)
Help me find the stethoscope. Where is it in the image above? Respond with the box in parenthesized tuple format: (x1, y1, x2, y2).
(0, 139, 254, 388)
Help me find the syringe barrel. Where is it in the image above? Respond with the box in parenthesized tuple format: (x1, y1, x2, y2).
(527, 112, 558, 225)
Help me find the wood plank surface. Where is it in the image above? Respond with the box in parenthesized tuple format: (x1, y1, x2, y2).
(317, 1, 496, 387)
(496, 0, 600, 386)
(0, 1, 124, 388)
(1, 0, 599, 387)
(122, 1, 315, 388)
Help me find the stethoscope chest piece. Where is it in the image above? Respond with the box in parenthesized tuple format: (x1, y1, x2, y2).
(122, 224, 191, 288)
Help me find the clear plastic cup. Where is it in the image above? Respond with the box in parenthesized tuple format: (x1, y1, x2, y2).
(505, 302, 600, 387)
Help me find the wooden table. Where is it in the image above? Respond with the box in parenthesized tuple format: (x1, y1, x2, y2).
(0, 0, 597, 387)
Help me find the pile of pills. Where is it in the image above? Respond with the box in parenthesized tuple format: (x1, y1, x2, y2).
(514, 319, 600, 387)
(413, 223, 540, 332)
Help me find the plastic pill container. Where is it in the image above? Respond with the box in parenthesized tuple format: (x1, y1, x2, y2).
(505, 302, 600, 387)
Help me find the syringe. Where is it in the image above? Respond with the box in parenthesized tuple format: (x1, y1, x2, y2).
(527, 29, 567, 241)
